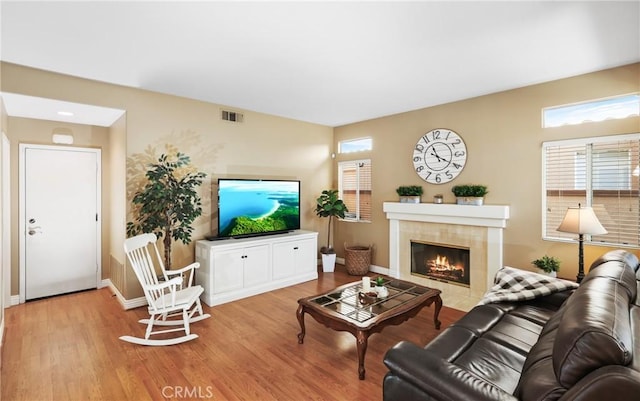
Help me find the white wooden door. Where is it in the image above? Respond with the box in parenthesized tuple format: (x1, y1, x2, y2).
(22, 145, 100, 300)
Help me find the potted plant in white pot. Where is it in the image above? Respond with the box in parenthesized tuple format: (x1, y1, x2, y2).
(396, 185, 424, 203)
(315, 189, 348, 272)
(532, 255, 560, 277)
(452, 184, 488, 205)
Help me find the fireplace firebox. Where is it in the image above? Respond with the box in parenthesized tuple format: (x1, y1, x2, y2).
(411, 241, 470, 287)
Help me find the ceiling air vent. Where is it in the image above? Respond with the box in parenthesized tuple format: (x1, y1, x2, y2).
(221, 109, 244, 123)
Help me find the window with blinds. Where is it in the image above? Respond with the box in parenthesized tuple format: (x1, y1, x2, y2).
(338, 159, 372, 222)
(543, 133, 640, 247)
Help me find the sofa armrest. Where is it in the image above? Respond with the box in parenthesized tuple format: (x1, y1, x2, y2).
(384, 341, 518, 401)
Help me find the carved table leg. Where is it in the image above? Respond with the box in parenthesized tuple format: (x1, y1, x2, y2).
(356, 330, 370, 380)
(433, 295, 443, 330)
(296, 304, 306, 344)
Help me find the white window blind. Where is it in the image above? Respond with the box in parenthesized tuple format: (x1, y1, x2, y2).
(543, 133, 640, 247)
(338, 159, 372, 222)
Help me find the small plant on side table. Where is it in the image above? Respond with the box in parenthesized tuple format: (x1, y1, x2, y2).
(532, 255, 560, 277)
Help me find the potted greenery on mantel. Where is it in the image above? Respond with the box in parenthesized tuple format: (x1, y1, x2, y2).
(127, 152, 206, 270)
(452, 184, 488, 206)
(315, 189, 349, 272)
(396, 185, 424, 203)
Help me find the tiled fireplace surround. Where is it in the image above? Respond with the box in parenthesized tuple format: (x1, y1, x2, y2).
(383, 202, 510, 311)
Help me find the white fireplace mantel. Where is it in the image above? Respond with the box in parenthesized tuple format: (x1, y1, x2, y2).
(383, 202, 510, 228)
(383, 202, 510, 310)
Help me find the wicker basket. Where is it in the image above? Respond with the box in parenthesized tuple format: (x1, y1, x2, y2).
(344, 243, 372, 276)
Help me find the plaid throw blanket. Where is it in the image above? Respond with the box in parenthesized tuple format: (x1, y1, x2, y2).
(478, 266, 579, 305)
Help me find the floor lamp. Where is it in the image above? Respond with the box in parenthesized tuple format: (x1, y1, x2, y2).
(556, 204, 607, 283)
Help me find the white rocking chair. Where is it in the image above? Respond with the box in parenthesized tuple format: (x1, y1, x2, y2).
(120, 233, 210, 346)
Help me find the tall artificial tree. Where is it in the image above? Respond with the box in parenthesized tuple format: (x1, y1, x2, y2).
(127, 152, 206, 269)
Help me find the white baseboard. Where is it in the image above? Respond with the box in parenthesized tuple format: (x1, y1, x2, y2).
(336, 257, 390, 276)
(368, 264, 390, 276)
(107, 280, 147, 310)
(6, 281, 145, 309)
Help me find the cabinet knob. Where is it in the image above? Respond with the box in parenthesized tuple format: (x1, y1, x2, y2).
(293, 247, 299, 250)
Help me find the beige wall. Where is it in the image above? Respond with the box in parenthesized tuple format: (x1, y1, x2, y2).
(334, 63, 640, 281)
(2, 61, 638, 299)
(1, 62, 334, 299)
(108, 113, 127, 293)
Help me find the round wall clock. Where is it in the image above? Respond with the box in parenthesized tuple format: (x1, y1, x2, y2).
(412, 128, 467, 184)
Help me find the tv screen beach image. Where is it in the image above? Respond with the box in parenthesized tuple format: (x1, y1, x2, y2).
(218, 179, 300, 237)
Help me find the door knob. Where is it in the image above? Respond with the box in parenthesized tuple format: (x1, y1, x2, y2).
(28, 230, 37, 235)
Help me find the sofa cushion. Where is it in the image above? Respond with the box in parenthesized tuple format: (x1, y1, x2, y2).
(552, 277, 633, 387)
(424, 302, 557, 363)
(514, 304, 567, 400)
(454, 337, 527, 394)
(424, 302, 558, 395)
(423, 304, 505, 361)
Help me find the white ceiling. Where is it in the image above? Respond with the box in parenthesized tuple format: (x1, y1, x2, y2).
(1, 92, 126, 127)
(1, 1, 639, 127)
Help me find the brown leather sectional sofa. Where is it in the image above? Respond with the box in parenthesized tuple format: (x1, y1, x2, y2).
(383, 250, 640, 401)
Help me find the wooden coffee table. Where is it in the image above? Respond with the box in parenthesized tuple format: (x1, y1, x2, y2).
(296, 278, 442, 380)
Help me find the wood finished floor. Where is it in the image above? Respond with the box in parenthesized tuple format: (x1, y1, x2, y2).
(1, 265, 465, 401)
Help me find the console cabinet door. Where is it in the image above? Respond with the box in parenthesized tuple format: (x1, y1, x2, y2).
(212, 248, 244, 293)
(273, 238, 317, 279)
(272, 241, 296, 280)
(243, 244, 270, 287)
(294, 238, 317, 274)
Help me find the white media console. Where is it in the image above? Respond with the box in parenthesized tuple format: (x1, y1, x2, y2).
(195, 230, 318, 306)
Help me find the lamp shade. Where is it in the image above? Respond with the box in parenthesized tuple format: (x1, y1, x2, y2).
(557, 205, 608, 235)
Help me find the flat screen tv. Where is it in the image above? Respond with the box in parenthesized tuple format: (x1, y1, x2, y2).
(217, 178, 301, 239)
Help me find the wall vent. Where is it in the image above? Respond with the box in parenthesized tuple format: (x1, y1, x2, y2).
(221, 110, 244, 123)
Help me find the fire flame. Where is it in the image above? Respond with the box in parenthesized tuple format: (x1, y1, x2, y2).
(427, 254, 463, 274)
